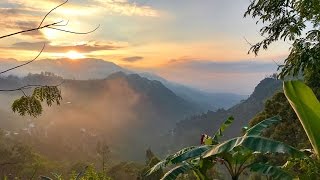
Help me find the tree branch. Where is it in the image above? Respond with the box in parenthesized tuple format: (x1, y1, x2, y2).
(38, 0, 69, 28)
(0, 43, 45, 75)
(47, 24, 100, 35)
(0, 0, 99, 39)
(0, 81, 65, 92)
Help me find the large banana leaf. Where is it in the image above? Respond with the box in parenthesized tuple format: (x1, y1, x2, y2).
(146, 146, 211, 176)
(245, 116, 281, 136)
(249, 163, 292, 180)
(170, 145, 211, 164)
(284, 80, 320, 157)
(212, 116, 234, 144)
(161, 162, 195, 180)
(203, 136, 304, 158)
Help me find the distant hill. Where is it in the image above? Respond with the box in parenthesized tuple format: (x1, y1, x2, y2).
(1, 58, 245, 110)
(0, 72, 199, 161)
(139, 72, 246, 110)
(0, 58, 130, 79)
(158, 77, 282, 154)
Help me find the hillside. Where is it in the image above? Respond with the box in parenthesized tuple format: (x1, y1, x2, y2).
(1, 58, 245, 110)
(159, 77, 282, 154)
(0, 72, 199, 161)
(139, 72, 246, 110)
(0, 58, 130, 79)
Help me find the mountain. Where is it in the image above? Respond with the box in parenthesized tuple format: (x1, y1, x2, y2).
(1, 58, 244, 110)
(0, 72, 199, 161)
(159, 77, 282, 153)
(139, 72, 246, 110)
(0, 58, 130, 79)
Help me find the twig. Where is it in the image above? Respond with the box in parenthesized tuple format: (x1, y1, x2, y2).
(38, 0, 69, 28)
(0, 81, 65, 92)
(0, 21, 62, 39)
(0, 0, 99, 39)
(243, 36, 254, 46)
(0, 43, 46, 75)
(47, 24, 100, 34)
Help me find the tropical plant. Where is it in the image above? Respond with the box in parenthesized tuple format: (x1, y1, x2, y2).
(40, 165, 111, 180)
(244, 0, 320, 79)
(284, 81, 320, 158)
(282, 80, 320, 179)
(147, 116, 304, 180)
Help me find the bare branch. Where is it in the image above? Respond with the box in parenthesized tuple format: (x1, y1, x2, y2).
(0, 0, 99, 39)
(38, 0, 69, 28)
(47, 24, 100, 35)
(0, 44, 46, 75)
(243, 36, 254, 46)
(0, 21, 63, 39)
(52, 20, 69, 27)
(0, 81, 65, 92)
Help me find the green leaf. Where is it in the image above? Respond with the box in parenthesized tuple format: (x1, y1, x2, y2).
(146, 146, 211, 176)
(212, 116, 234, 144)
(245, 116, 281, 136)
(284, 80, 320, 157)
(250, 163, 293, 180)
(203, 136, 304, 158)
(32, 86, 62, 106)
(160, 162, 195, 180)
(12, 96, 42, 117)
(146, 160, 166, 176)
(170, 145, 211, 164)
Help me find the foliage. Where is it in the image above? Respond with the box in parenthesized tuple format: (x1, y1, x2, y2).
(138, 149, 164, 180)
(0, 130, 61, 179)
(96, 141, 110, 173)
(244, 0, 320, 78)
(147, 116, 299, 180)
(249, 92, 310, 151)
(284, 81, 320, 157)
(12, 86, 62, 117)
(40, 165, 111, 180)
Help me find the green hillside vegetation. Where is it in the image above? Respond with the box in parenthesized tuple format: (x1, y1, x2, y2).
(1, 0, 320, 179)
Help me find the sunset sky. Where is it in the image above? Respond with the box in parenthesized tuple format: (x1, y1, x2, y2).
(0, 0, 291, 94)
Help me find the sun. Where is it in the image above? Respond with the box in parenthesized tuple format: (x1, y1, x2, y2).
(66, 50, 85, 60)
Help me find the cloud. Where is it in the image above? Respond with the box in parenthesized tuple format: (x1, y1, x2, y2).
(93, 0, 160, 17)
(0, 7, 48, 39)
(167, 58, 278, 73)
(5, 0, 159, 17)
(4, 40, 126, 53)
(122, 56, 144, 62)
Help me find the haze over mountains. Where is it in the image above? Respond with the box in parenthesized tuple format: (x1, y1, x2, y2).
(0, 57, 282, 162)
(164, 77, 282, 153)
(0, 58, 246, 110)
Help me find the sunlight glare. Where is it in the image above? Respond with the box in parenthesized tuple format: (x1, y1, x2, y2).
(66, 50, 85, 60)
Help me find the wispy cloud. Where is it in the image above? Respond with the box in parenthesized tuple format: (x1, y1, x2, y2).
(167, 59, 278, 73)
(5, 40, 126, 53)
(93, 0, 160, 17)
(122, 56, 144, 62)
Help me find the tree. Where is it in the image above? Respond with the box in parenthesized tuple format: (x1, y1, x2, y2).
(244, 0, 320, 79)
(0, 0, 99, 117)
(96, 141, 110, 173)
(245, 1, 320, 178)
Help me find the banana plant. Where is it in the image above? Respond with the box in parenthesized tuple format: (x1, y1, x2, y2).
(147, 116, 303, 180)
(284, 80, 320, 158)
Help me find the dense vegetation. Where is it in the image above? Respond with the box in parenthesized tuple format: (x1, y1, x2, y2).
(1, 0, 320, 179)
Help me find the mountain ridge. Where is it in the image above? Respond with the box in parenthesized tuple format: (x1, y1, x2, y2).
(0, 58, 245, 110)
